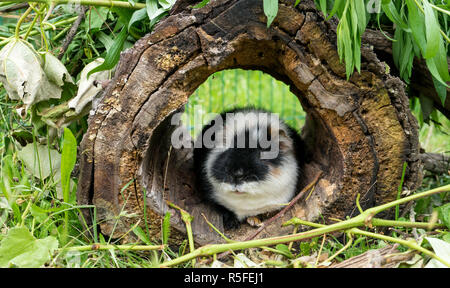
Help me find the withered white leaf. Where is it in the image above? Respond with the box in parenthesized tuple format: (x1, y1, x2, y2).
(233, 253, 259, 268)
(68, 58, 111, 114)
(42, 51, 74, 87)
(0, 40, 61, 108)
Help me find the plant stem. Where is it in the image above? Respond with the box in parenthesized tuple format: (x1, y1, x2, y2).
(315, 234, 327, 266)
(440, 29, 450, 44)
(39, 9, 49, 51)
(63, 244, 166, 252)
(52, 25, 71, 42)
(413, 0, 425, 14)
(1, 16, 78, 46)
(371, 218, 445, 229)
(23, 12, 38, 40)
(285, 216, 446, 230)
(161, 219, 357, 267)
(430, 3, 450, 17)
(356, 193, 363, 214)
(14, 6, 32, 39)
(201, 213, 235, 243)
(293, 216, 449, 267)
(167, 201, 196, 267)
(1, 0, 145, 10)
(367, 184, 450, 216)
(288, 225, 298, 251)
(324, 232, 353, 263)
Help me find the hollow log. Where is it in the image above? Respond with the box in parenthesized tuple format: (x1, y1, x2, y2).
(77, 0, 422, 245)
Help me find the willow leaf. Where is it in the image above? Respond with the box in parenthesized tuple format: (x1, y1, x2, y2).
(406, 0, 426, 55)
(263, 0, 278, 28)
(87, 27, 127, 78)
(423, 0, 441, 59)
(381, 0, 408, 29)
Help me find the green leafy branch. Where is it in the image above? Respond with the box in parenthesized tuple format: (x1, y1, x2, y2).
(390, 0, 450, 105)
(264, 0, 449, 105)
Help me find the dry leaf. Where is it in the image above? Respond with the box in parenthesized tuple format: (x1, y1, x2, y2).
(42, 51, 74, 86)
(68, 58, 111, 114)
(0, 40, 61, 109)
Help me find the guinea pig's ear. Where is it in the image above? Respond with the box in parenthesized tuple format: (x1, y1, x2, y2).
(266, 125, 293, 151)
(277, 127, 294, 151)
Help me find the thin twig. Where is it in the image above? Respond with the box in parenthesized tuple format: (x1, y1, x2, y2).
(0, 2, 28, 12)
(315, 234, 327, 266)
(324, 232, 353, 263)
(63, 243, 166, 252)
(57, 5, 88, 59)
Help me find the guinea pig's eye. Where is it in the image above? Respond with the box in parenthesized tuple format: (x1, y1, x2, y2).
(259, 146, 271, 152)
(246, 175, 259, 182)
(259, 150, 278, 158)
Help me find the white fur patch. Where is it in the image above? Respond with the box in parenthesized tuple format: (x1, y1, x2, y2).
(206, 153, 298, 220)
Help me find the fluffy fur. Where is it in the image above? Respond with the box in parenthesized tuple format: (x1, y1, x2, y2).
(193, 108, 305, 229)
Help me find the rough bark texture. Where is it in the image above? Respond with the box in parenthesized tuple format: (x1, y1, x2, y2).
(77, 0, 422, 245)
(420, 152, 450, 175)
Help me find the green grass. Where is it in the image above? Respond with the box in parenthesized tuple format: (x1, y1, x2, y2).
(410, 97, 450, 154)
(417, 114, 450, 154)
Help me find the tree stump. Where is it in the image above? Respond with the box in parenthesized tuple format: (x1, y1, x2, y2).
(77, 0, 422, 245)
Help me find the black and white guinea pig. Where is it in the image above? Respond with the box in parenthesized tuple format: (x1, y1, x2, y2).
(193, 107, 305, 229)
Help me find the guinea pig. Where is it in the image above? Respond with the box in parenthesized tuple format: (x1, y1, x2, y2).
(193, 107, 305, 229)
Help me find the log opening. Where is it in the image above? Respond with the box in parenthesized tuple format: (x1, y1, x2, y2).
(138, 66, 343, 244)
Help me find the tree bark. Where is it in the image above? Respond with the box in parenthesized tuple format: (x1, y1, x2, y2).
(76, 0, 422, 245)
(420, 152, 450, 175)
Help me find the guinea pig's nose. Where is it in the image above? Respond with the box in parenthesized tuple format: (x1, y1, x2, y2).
(234, 169, 244, 177)
(232, 169, 245, 183)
